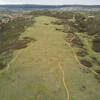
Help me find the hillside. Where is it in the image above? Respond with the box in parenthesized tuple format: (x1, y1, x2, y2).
(0, 16, 100, 100)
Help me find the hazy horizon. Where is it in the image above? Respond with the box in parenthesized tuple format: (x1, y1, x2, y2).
(0, 0, 100, 5)
(0, 4, 100, 6)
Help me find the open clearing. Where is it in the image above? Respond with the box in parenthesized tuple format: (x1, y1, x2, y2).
(0, 16, 100, 100)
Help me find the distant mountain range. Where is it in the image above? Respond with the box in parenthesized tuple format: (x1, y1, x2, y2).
(0, 4, 100, 11)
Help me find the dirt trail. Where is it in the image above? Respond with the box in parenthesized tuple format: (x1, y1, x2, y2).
(58, 58, 70, 100)
(68, 37, 98, 76)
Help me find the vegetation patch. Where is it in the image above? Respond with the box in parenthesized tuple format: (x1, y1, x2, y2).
(76, 49, 88, 57)
(95, 70, 100, 75)
(0, 62, 6, 70)
(80, 60, 92, 67)
(90, 56, 100, 65)
(95, 75, 100, 84)
(92, 37, 100, 52)
(44, 23, 49, 25)
(0, 38, 34, 54)
(55, 28, 63, 31)
(66, 33, 74, 42)
(80, 85, 86, 91)
(51, 21, 65, 25)
(0, 18, 35, 70)
(80, 68, 91, 74)
(71, 36, 84, 48)
(6, 37, 35, 51)
(97, 61, 100, 66)
(91, 56, 98, 62)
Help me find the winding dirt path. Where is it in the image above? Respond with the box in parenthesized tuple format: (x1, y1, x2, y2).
(58, 58, 70, 100)
(68, 36, 98, 76)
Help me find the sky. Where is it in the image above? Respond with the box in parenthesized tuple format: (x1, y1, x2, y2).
(0, 0, 100, 5)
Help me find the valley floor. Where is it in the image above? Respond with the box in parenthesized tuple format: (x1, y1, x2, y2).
(0, 16, 100, 100)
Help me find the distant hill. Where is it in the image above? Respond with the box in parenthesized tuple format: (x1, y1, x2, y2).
(0, 4, 100, 11)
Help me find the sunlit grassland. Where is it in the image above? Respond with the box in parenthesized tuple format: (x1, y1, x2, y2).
(0, 16, 100, 100)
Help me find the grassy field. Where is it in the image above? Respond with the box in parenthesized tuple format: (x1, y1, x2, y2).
(0, 16, 100, 100)
(74, 32, 100, 70)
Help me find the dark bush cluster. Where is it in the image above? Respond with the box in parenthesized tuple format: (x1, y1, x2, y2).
(95, 75, 100, 84)
(92, 37, 100, 52)
(77, 49, 88, 57)
(80, 60, 92, 68)
(71, 36, 84, 47)
(0, 17, 35, 70)
(95, 70, 100, 75)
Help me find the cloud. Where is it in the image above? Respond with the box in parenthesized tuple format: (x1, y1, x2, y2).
(0, 0, 16, 4)
(0, 1, 6, 4)
(0, 0, 26, 4)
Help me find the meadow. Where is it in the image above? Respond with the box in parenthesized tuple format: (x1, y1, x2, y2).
(0, 11, 100, 100)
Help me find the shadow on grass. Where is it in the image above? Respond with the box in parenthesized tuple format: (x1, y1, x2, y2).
(80, 60, 92, 68)
(0, 17, 35, 70)
(0, 37, 36, 70)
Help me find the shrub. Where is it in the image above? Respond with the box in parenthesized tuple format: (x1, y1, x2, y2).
(92, 37, 100, 52)
(71, 36, 84, 47)
(80, 60, 92, 67)
(77, 49, 88, 57)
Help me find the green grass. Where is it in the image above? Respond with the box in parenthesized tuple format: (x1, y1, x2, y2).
(74, 32, 100, 70)
(0, 18, 34, 70)
(0, 16, 100, 100)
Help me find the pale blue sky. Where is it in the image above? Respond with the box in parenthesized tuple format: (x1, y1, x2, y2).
(0, 0, 100, 5)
